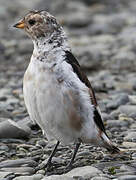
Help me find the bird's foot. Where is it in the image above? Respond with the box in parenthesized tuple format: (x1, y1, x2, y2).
(45, 160, 54, 171)
(64, 163, 73, 173)
(35, 159, 53, 172)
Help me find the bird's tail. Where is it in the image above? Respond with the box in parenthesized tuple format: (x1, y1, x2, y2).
(101, 132, 120, 154)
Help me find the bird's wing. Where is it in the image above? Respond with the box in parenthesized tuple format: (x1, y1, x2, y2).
(64, 50, 106, 134)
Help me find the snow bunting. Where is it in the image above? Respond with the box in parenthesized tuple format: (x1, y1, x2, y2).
(14, 10, 120, 170)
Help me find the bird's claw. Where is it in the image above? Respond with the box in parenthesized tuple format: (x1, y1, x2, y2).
(64, 163, 73, 173)
(45, 160, 54, 171)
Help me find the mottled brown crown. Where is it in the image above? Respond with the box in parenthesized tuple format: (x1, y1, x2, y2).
(14, 10, 61, 40)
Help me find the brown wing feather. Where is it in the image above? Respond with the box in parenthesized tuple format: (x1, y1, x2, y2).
(65, 51, 106, 133)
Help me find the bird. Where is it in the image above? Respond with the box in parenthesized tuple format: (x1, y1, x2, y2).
(13, 10, 120, 170)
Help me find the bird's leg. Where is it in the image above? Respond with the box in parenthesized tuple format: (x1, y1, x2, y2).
(46, 141, 60, 169)
(66, 142, 81, 171)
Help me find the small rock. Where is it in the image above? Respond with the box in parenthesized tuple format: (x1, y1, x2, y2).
(132, 153, 136, 160)
(0, 172, 14, 178)
(65, 166, 102, 178)
(118, 175, 136, 180)
(0, 158, 37, 168)
(120, 164, 136, 174)
(36, 139, 47, 147)
(119, 114, 133, 122)
(0, 118, 8, 123)
(91, 177, 109, 180)
(124, 132, 136, 142)
(0, 145, 9, 151)
(107, 93, 129, 110)
(119, 105, 136, 116)
(106, 120, 129, 128)
(0, 119, 31, 139)
(129, 95, 136, 105)
(17, 116, 34, 128)
(41, 175, 73, 180)
(111, 50, 136, 70)
(110, 109, 120, 119)
(14, 174, 44, 180)
(1, 167, 35, 176)
(132, 81, 136, 91)
(36, 170, 45, 175)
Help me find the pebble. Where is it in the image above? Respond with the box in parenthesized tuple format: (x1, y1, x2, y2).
(14, 174, 44, 180)
(119, 114, 133, 122)
(0, 172, 14, 179)
(107, 93, 129, 110)
(111, 50, 136, 70)
(122, 142, 136, 148)
(91, 177, 109, 180)
(132, 153, 136, 160)
(0, 119, 31, 139)
(118, 175, 136, 180)
(65, 166, 102, 178)
(0, 145, 9, 151)
(129, 95, 136, 105)
(0, 158, 37, 168)
(1, 167, 35, 175)
(17, 116, 34, 128)
(36, 139, 47, 147)
(120, 164, 135, 174)
(36, 170, 45, 175)
(119, 105, 136, 116)
(124, 132, 136, 142)
(41, 175, 73, 180)
(106, 120, 129, 128)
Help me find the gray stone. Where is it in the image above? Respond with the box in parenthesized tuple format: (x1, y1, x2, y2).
(110, 109, 120, 119)
(0, 145, 9, 151)
(65, 166, 102, 178)
(124, 132, 136, 142)
(0, 172, 14, 178)
(41, 175, 73, 180)
(101, 113, 111, 121)
(132, 153, 136, 160)
(120, 164, 136, 173)
(132, 81, 136, 91)
(36, 170, 45, 175)
(106, 120, 129, 128)
(0, 158, 37, 168)
(91, 177, 109, 180)
(17, 116, 35, 128)
(119, 105, 136, 116)
(0, 118, 8, 123)
(111, 50, 136, 70)
(1, 167, 35, 175)
(129, 95, 136, 105)
(36, 139, 47, 147)
(0, 119, 31, 139)
(122, 142, 136, 148)
(6, 97, 19, 105)
(118, 175, 136, 180)
(14, 174, 44, 180)
(107, 93, 129, 110)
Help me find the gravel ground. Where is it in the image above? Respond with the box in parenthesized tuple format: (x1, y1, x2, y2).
(0, 0, 136, 179)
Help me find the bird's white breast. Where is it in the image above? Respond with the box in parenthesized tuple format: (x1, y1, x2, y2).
(23, 56, 98, 145)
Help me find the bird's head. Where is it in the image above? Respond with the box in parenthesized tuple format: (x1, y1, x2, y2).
(14, 10, 62, 41)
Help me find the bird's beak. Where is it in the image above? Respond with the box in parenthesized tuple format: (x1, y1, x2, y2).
(13, 19, 25, 29)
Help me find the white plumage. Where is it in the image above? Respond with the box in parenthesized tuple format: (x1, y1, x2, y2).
(14, 10, 120, 169)
(23, 49, 98, 145)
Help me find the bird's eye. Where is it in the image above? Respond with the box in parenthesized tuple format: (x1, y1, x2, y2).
(28, 19, 36, 26)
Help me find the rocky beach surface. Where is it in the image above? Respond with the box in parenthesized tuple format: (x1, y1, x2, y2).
(0, 0, 136, 179)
